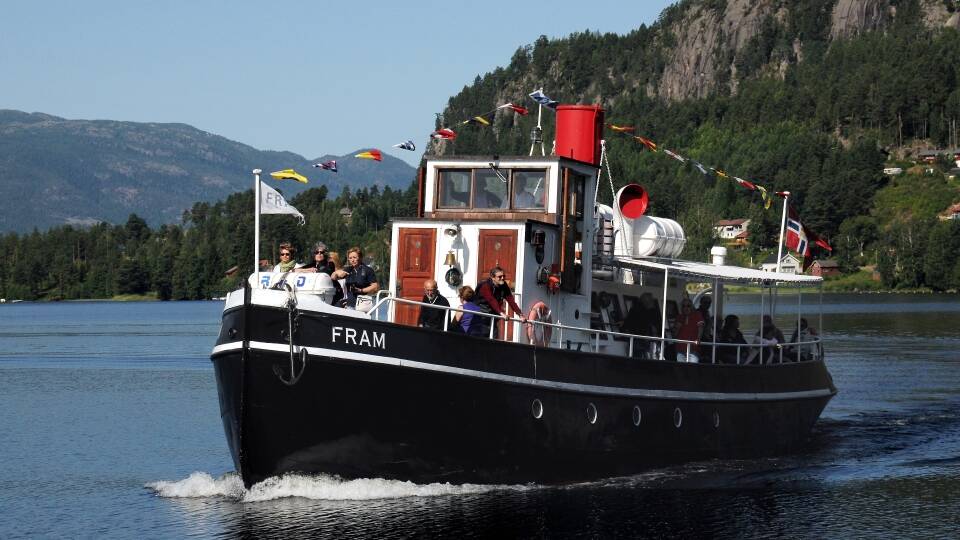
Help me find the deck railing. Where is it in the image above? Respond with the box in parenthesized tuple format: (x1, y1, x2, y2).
(369, 295, 823, 364)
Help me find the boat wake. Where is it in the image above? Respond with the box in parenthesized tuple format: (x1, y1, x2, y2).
(146, 471, 530, 502)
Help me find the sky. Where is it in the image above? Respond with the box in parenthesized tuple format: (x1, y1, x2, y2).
(1, 1, 675, 166)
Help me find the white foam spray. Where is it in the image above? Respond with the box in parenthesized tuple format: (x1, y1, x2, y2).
(146, 472, 531, 503)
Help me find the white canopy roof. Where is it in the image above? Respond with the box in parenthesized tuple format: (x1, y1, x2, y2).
(613, 257, 823, 286)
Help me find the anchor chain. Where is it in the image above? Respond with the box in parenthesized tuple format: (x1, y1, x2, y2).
(274, 283, 307, 386)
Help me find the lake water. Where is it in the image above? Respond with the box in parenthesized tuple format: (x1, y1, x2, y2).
(1, 294, 959, 538)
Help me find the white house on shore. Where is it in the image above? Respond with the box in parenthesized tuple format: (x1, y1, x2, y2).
(715, 218, 751, 239)
(759, 252, 802, 275)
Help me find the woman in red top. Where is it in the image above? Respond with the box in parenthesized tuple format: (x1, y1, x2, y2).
(675, 298, 704, 361)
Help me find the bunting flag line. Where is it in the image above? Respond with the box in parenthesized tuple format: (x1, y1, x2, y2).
(606, 128, 785, 211)
(393, 140, 416, 151)
(606, 124, 635, 133)
(529, 89, 558, 109)
(497, 103, 529, 115)
(431, 128, 457, 140)
(312, 160, 337, 172)
(270, 169, 308, 184)
(355, 149, 383, 161)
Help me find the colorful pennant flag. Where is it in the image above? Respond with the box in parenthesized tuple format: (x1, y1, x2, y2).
(756, 185, 773, 209)
(498, 103, 529, 115)
(354, 149, 383, 161)
(431, 128, 457, 140)
(393, 140, 416, 151)
(529, 89, 558, 109)
(270, 169, 308, 184)
(634, 136, 658, 152)
(312, 160, 337, 172)
(606, 124, 635, 133)
(732, 177, 756, 190)
(663, 148, 686, 163)
(462, 112, 493, 126)
(689, 159, 708, 175)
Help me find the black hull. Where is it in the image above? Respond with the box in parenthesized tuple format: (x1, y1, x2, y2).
(212, 298, 836, 488)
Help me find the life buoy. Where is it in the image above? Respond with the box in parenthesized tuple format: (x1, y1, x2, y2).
(526, 301, 553, 346)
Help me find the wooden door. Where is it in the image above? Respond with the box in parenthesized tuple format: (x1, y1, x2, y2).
(477, 229, 519, 339)
(396, 228, 436, 326)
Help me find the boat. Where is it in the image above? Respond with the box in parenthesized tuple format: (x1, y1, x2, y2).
(211, 105, 836, 488)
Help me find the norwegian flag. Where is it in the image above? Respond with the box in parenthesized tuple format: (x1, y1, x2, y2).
(785, 213, 809, 258)
(785, 205, 832, 269)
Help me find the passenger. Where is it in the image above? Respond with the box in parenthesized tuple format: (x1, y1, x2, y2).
(675, 297, 705, 362)
(272, 242, 299, 273)
(789, 318, 821, 362)
(696, 296, 714, 341)
(295, 242, 335, 275)
(474, 266, 526, 338)
(327, 251, 345, 306)
(452, 286, 486, 336)
(417, 279, 450, 331)
(332, 246, 380, 308)
(328, 251, 342, 271)
(717, 314, 747, 364)
(745, 315, 786, 364)
(621, 293, 661, 358)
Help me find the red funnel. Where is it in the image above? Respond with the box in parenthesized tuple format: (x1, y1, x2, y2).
(617, 184, 648, 219)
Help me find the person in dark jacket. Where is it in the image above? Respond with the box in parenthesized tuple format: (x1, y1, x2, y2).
(620, 292, 661, 358)
(417, 279, 450, 330)
(332, 246, 379, 308)
(717, 314, 748, 364)
(474, 266, 526, 338)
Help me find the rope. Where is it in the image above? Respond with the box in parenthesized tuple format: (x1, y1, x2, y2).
(600, 140, 630, 257)
(274, 283, 306, 386)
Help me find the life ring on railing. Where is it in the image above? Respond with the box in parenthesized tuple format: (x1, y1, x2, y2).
(526, 301, 553, 346)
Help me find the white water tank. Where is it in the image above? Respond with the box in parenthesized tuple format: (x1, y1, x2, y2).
(612, 184, 685, 258)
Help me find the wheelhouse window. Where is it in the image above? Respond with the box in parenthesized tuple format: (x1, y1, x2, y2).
(438, 169, 471, 208)
(473, 170, 508, 209)
(435, 167, 549, 211)
(512, 170, 547, 209)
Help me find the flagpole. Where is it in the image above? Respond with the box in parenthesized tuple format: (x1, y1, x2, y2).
(253, 169, 262, 278)
(775, 191, 790, 273)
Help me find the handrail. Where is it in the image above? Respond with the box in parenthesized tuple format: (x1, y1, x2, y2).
(368, 295, 823, 363)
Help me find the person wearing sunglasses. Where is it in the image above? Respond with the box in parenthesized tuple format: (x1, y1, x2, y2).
(474, 266, 526, 338)
(296, 241, 335, 275)
(272, 242, 299, 273)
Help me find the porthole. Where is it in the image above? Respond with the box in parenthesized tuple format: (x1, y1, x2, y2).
(713, 411, 720, 429)
(632, 406, 642, 426)
(587, 403, 598, 424)
(531, 399, 544, 419)
(673, 407, 683, 428)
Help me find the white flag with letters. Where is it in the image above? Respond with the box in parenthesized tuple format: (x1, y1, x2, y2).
(260, 181, 304, 224)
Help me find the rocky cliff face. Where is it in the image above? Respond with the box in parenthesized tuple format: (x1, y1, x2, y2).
(655, 0, 957, 101)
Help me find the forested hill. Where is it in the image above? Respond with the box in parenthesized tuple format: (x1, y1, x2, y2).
(0, 110, 416, 233)
(436, 0, 960, 290)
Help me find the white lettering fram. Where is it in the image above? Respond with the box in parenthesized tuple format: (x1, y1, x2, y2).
(331, 326, 386, 349)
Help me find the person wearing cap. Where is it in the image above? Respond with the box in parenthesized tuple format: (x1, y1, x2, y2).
(296, 241, 335, 275)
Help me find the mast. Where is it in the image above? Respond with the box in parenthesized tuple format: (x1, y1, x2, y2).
(253, 169, 262, 276)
